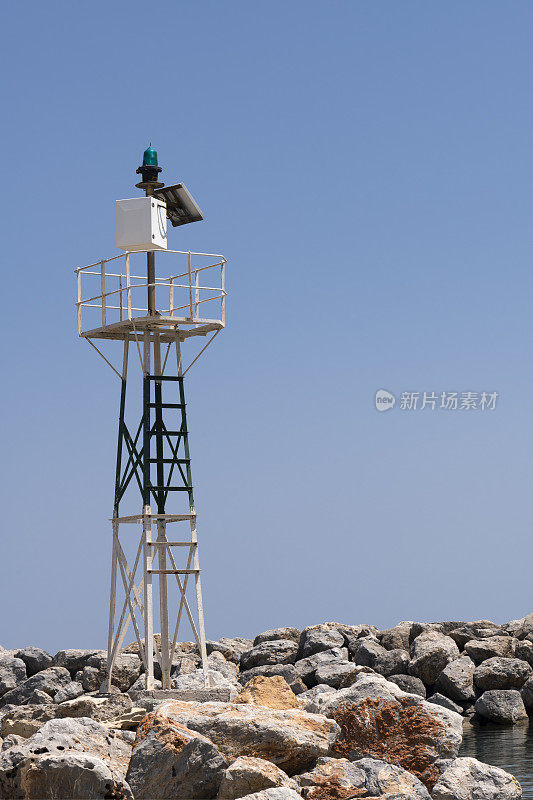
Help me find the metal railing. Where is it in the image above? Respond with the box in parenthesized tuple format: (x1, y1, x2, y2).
(75, 250, 226, 335)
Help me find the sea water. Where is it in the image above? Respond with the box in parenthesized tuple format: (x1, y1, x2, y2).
(459, 722, 533, 796)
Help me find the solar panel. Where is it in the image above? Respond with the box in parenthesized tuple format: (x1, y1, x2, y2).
(151, 183, 204, 227)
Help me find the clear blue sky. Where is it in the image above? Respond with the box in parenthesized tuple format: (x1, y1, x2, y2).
(1, 1, 533, 653)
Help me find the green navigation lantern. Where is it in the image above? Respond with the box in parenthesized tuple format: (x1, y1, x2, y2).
(143, 144, 158, 166)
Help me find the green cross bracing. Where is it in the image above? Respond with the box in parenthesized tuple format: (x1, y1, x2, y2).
(114, 374, 194, 515)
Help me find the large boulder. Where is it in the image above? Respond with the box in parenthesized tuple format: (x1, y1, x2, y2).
(218, 756, 297, 799)
(18, 752, 133, 799)
(464, 636, 516, 664)
(0, 717, 132, 797)
(155, 699, 340, 775)
(207, 638, 254, 664)
(297, 685, 337, 714)
(238, 790, 300, 800)
(322, 674, 463, 790)
(350, 637, 387, 668)
(520, 675, 533, 712)
(431, 756, 522, 799)
(170, 668, 239, 696)
(240, 642, 299, 671)
(436, 656, 476, 704)
(53, 680, 84, 704)
(448, 622, 504, 649)
(208, 652, 240, 681)
(52, 649, 101, 675)
(313, 661, 357, 688)
(56, 692, 132, 722)
(238, 665, 306, 695)
(515, 639, 533, 666)
(474, 657, 532, 691)
(254, 628, 301, 647)
(295, 755, 430, 799)
(514, 612, 533, 640)
(409, 633, 459, 686)
(0, 656, 27, 697)
(378, 622, 413, 652)
(388, 674, 426, 698)
(0, 704, 57, 738)
(427, 694, 463, 715)
(234, 676, 298, 710)
(475, 690, 529, 724)
(294, 648, 349, 688)
(15, 648, 52, 678)
(297, 626, 345, 659)
(373, 649, 410, 678)
(0, 666, 71, 706)
(126, 711, 227, 799)
(79, 652, 141, 692)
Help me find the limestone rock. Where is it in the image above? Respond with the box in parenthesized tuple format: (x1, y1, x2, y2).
(240, 641, 299, 671)
(158, 699, 340, 775)
(297, 626, 345, 659)
(474, 657, 532, 691)
(253, 628, 301, 647)
(294, 647, 349, 688)
(171, 667, 239, 696)
(322, 674, 463, 789)
(239, 664, 307, 695)
(1, 734, 24, 751)
(427, 694, 463, 715)
(208, 638, 254, 664)
(464, 636, 516, 664)
(234, 676, 298, 710)
(350, 637, 387, 668)
(313, 661, 357, 688)
(0, 656, 27, 697)
(19, 752, 133, 799)
(238, 790, 301, 800)
(520, 675, 533, 712)
(409, 633, 459, 686)
(296, 755, 430, 799)
(515, 639, 533, 667)
(53, 680, 84, 703)
(388, 674, 426, 698)
(127, 711, 227, 799)
(15, 648, 52, 678)
(372, 648, 410, 678)
(475, 689, 529, 724)
(448, 623, 503, 649)
(208, 651, 240, 681)
(0, 717, 132, 797)
(431, 756, 522, 799)
(1, 704, 57, 738)
(82, 652, 142, 692)
(436, 657, 476, 704)
(378, 622, 413, 652)
(52, 648, 102, 674)
(218, 756, 297, 799)
(56, 692, 132, 722)
(297, 684, 337, 714)
(514, 612, 533, 640)
(0, 666, 71, 706)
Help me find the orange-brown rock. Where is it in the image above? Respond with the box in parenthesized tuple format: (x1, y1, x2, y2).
(156, 699, 340, 775)
(234, 676, 299, 710)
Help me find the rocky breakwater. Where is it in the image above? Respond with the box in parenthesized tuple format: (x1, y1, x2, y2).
(0, 616, 530, 798)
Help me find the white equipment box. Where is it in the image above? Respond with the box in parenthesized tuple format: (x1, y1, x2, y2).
(116, 196, 168, 252)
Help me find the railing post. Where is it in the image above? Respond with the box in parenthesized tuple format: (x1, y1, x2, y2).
(170, 276, 174, 317)
(187, 251, 193, 320)
(194, 269, 199, 323)
(221, 260, 225, 326)
(77, 269, 82, 335)
(119, 274, 123, 322)
(100, 260, 106, 327)
(126, 253, 132, 320)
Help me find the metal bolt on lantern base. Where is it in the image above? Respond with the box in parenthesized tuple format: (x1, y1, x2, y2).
(75, 147, 227, 690)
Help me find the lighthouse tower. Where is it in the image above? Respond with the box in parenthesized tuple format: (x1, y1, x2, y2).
(75, 147, 227, 689)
